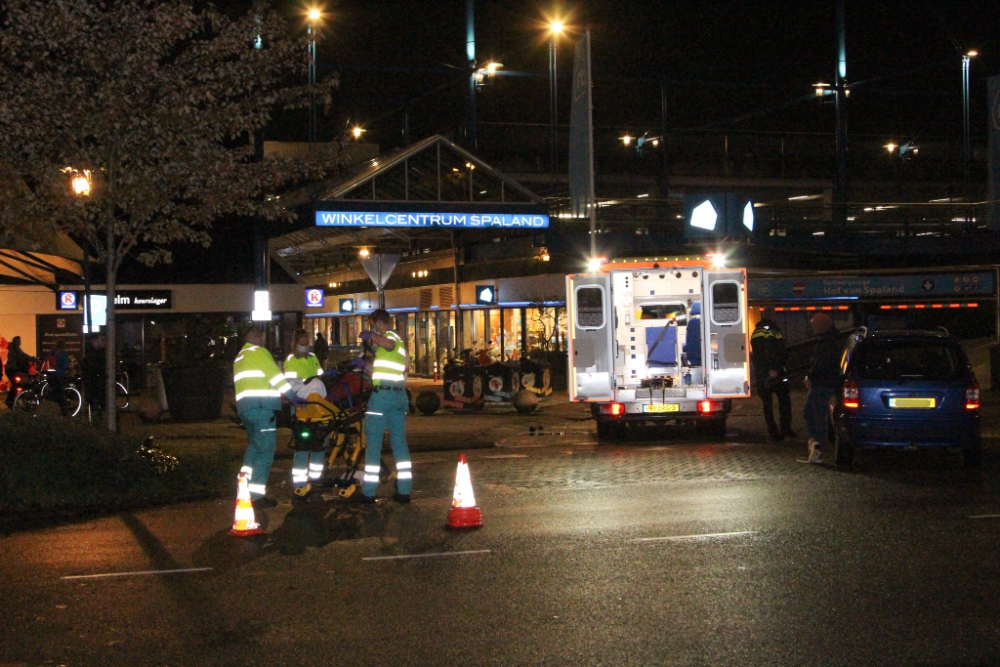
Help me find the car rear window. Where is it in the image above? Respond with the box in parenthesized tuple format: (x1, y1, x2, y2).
(853, 340, 966, 381)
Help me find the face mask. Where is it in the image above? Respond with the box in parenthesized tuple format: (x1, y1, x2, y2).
(296, 345, 308, 354)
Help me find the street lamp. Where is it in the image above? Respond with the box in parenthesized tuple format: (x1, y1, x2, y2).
(962, 49, 977, 226)
(548, 19, 564, 195)
(307, 7, 323, 146)
(351, 126, 366, 140)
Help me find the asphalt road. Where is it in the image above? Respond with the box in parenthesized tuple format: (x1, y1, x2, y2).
(3, 416, 1000, 667)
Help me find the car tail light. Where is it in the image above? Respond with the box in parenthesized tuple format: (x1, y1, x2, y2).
(843, 378, 859, 409)
(966, 379, 980, 410)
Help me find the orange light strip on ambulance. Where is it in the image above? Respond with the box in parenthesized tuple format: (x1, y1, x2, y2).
(773, 305, 850, 312)
(879, 303, 978, 310)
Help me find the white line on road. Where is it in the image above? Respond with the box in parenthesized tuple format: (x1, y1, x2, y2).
(632, 531, 757, 543)
(482, 454, 529, 459)
(362, 549, 492, 562)
(61, 567, 213, 581)
(968, 514, 1000, 519)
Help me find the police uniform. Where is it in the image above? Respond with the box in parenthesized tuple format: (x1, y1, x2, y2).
(362, 330, 411, 499)
(284, 352, 325, 493)
(233, 342, 294, 499)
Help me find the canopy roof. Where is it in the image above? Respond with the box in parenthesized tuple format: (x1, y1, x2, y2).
(269, 135, 548, 281)
(0, 233, 85, 288)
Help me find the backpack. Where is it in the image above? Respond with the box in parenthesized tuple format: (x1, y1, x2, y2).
(41, 350, 58, 372)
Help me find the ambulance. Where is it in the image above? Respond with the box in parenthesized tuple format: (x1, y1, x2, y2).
(567, 255, 751, 440)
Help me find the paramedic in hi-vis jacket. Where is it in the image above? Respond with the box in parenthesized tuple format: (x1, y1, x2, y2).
(233, 327, 296, 510)
(358, 309, 412, 504)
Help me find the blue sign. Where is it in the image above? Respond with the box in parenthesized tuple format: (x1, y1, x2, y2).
(339, 298, 355, 314)
(305, 288, 324, 308)
(316, 211, 549, 229)
(57, 290, 78, 310)
(749, 272, 995, 301)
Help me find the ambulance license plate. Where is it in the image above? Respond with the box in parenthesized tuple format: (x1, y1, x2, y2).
(644, 403, 680, 413)
(888, 397, 936, 409)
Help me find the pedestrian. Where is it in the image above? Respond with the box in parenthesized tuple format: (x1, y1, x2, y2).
(4, 336, 35, 409)
(802, 313, 842, 464)
(233, 327, 298, 510)
(313, 331, 329, 367)
(43, 339, 72, 416)
(283, 328, 325, 501)
(358, 309, 411, 504)
(80, 334, 107, 418)
(751, 308, 795, 442)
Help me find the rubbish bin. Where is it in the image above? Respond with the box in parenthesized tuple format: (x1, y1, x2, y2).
(517, 359, 552, 397)
(483, 362, 521, 403)
(443, 363, 485, 412)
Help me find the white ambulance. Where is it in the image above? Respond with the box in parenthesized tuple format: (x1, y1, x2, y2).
(567, 256, 751, 440)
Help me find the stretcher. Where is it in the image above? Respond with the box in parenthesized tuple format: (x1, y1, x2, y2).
(291, 366, 395, 498)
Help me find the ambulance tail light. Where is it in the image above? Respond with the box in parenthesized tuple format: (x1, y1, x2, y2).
(843, 378, 859, 409)
(599, 402, 626, 417)
(698, 400, 722, 414)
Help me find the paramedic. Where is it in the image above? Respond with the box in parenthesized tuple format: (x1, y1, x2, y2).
(283, 328, 325, 500)
(234, 326, 297, 510)
(750, 308, 794, 442)
(358, 309, 411, 504)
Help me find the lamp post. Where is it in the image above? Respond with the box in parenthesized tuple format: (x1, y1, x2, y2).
(963, 50, 977, 227)
(548, 20, 563, 196)
(307, 8, 321, 146)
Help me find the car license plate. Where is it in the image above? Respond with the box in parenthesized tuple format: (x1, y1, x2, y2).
(644, 403, 680, 413)
(889, 397, 936, 409)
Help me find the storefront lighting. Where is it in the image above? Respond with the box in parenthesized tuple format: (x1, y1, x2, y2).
(252, 290, 272, 321)
(359, 248, 370, 258)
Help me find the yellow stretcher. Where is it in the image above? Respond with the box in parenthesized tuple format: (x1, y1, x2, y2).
(292, 390, 395, 498)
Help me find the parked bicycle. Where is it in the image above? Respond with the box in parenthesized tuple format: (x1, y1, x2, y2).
(10, 370, 83, 418)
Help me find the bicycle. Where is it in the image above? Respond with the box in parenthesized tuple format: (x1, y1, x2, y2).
(11, 371, 83, 418)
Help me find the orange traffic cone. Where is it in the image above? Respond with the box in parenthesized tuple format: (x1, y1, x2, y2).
(447, 453, 483, 529)
(229, 473, 265, 537)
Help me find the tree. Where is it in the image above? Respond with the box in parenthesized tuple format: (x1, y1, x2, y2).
(0, 0, 338, 431)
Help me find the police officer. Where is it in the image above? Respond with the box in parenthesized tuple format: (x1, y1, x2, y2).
(358, 309, 411, 504)
(233, 326, 296, 510)
(283, 328, 324, 500)
(750, 307, 795, 442)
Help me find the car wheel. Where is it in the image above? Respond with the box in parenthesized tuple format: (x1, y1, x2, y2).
(833, 420, 855, 468)
(596, 421, 620, 442)
(963, 442, 983, 468)
(698, 418, 727, 440)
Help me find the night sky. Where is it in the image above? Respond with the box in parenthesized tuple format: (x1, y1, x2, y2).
(120, 0, 1000, 283)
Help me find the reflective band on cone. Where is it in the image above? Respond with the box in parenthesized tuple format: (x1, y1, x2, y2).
(447, 453, 483, 529)
(229, 473, 265, 537)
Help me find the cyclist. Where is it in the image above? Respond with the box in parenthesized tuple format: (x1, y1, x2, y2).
(43, 340, 72, 416)
(4, 336, 35, 410)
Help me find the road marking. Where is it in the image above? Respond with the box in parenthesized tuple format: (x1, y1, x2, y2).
(362, 549, 491, 562)
(61, 567, 213, 581)
(968, 514, 1000, 519)
(632, 531, 757, 543)
(482, 454, 529, 459)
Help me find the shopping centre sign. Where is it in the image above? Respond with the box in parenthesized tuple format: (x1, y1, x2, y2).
(316, 210, 550, 229)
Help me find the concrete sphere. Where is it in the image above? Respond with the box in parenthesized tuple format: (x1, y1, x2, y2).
(415, 390, 441, 415)
(512, 389, 539, 414)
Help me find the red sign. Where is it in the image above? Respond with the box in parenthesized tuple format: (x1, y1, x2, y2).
(792, 281, 806, 296)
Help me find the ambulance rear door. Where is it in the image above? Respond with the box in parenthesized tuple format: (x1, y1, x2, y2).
(567, 273, 615, 402)
(702, 269, 751, 398)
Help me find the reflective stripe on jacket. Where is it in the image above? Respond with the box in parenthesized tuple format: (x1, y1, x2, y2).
(234, 343, 293, 412)
(283, 353, 322, 380)
(373, 330, 406, 386)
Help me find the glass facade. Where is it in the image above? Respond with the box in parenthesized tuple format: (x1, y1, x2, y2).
(305, 305, 566, 375)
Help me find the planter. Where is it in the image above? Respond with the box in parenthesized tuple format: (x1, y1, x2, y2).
(160, 365, 231, 422)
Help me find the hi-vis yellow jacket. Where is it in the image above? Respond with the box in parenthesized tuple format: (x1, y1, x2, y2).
(372, 330, 406, 386)
(234, 343, 294, 413)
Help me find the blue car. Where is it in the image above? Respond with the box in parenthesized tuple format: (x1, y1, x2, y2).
(829, 328, 981, 467)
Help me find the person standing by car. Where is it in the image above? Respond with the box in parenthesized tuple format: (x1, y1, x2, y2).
(4, 336, 35, 409)
(802, 313, 842, 464)
(751, 308, 795, 442)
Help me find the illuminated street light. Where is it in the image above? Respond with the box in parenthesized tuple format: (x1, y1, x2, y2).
(307, 7, 321, 21)
(884, 142, 897, 154)
(547, 17, 566, 195)
(620, 133, 634, 147)
(359, 247, 370, 258)
(352, 126, 366, 140)
(71, 171, 92, 197)
(962, 49, 978, 227)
